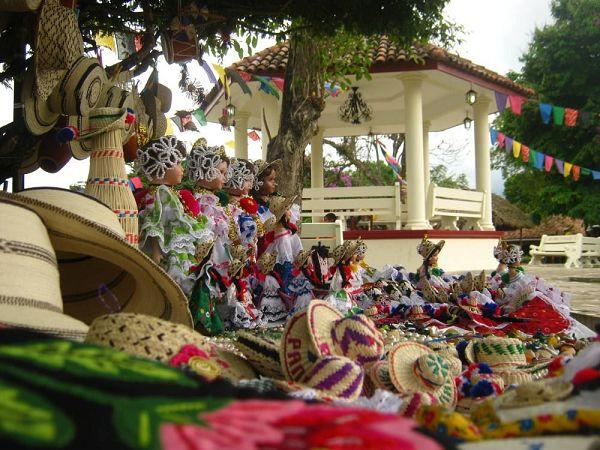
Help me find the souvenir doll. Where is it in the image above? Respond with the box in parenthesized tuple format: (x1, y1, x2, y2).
(136, 135, 209, 295)
(255, 251, 288, 323)
(186, 139, 231, 276)
(261, 195, 303, 302)
(251, 159, 282, 223)
(288, 249, 316, 312)
(226, 245, 264, 329)
(188, 238, 226, 335)
(327, 241, 362, 313)
(491, 241, 594, 338)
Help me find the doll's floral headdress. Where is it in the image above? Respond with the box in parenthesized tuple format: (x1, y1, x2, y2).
(493, 239, 523, 265)
(186, 140, 228, 182)
(225, 158, 254, 191)
(136, 135, 185, 180)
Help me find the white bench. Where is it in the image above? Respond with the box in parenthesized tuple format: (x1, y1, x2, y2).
(302, 184, 404, 229)
(529, 233, 600, 268)
(300, 220, 344, 251)
(427, 183, 486, 230)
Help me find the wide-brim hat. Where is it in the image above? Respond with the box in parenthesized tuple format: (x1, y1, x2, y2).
(0, 200, 89, 340)
(53, 56, 106, 116)
(368, 360, 398, 392)
(294, 249, 313, 268)
(156, 83, 172, 113)
(22, 65, 60, 135)
(254, 159, 282, 177)
(0, 188, 192, 326)
(494, 379, 573, 409)
(331, 242, 350, 265)
(268, 195, 297, 224)
(389, 342, 457, 406)
(34, 0, 83, 100)
(235, 330, 283, 379)
(257, 251, 277, 274)
(465, 337, 527, 368)
(141, 89, 167, 139)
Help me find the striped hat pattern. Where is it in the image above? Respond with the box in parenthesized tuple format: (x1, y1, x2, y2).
(301, 355, 364, 401)
(330, 314, 385, 367)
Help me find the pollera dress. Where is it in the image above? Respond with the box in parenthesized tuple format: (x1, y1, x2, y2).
(188, 263, 225, 335)
(138, 185, 211, 295)
(195, 190, 231, 276)
(227, 279, 264, 329)
(258, 273, 288, 322)
(288, 269, 315, 312)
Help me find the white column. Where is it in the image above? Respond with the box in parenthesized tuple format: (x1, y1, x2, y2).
(310, 128, 325, 188)
(400, 74, 431, 229)
(473, 96, 495, 230)
(234, 111, 249, 159)
(423, 120, 431, 198)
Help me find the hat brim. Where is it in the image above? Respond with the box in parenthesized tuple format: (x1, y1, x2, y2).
(368, 360, 398, 392)
(389, 341, 457, 406)
(307, 300, 344, 356)
(280, 308, 321, 382)
(22, 67, 60, 136)
(0, 188, 192, 327)
(425, 240, 445, 260)
(235, 331, 283, 379)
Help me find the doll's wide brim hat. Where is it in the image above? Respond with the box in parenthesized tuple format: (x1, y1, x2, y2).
(0, 188, 192, 327)
(253, 159, 282, 177)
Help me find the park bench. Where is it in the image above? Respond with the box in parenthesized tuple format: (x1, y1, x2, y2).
(301, 184, 404, 230)
(300, 220, 344, 252)
(427, 183, 486, 230)
(529, 233, 600, 268)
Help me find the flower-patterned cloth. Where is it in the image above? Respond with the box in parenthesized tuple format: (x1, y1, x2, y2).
(139, 185, 211, 295)
(195, 191, 231, 276)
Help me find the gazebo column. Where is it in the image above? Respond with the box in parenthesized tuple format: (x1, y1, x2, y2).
(400, 74, 431, 230)
(234, 111, 249, 159)
(473, 96, 495, 230)
(310, 128, 325, 188)
(423, 120, 431, 198)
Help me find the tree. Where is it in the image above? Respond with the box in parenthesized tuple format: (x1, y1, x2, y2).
(0, 0, 455, 182)
(430, 164, 469, 189)
(492, 0, 600, 225)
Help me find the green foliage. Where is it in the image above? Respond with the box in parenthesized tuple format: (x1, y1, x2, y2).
(430, 164, 470, 189)
(492, 0, 600, 225)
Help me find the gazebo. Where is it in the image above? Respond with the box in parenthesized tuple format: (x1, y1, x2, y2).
(201, 38, 533, 270)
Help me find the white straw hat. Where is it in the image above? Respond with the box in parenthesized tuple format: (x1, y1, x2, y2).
(0, 200, 88, 340)
(21, 65, 60, 135)
(0, 188, 192, 326)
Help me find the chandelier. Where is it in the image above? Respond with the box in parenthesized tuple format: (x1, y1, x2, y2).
(338, 87, 373, 125)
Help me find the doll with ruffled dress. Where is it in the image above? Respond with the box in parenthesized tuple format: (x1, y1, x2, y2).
(489, 240, 594, 338)
(260, 195, 303, 306)
(186, 139, 232, 277)
(254, 251, 288, 323)
(136, 136, 211, 295)
(225, 245, 264, 329)
(326, 240, 366, 314)
(251, 159, 281, 224)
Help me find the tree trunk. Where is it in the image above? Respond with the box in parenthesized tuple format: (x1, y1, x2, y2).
(266, 32, 325, 199)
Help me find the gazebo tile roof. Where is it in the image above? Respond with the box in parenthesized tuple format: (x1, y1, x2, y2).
(229, 37, 533, 96)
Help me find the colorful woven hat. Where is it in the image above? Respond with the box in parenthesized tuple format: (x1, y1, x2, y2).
(0, 188, 192, 326)
(465, 336, 527, 368)
(493, 240, 523, 265)
(389, 342, 458, 406)
(494, 379, 573, 409)
(253, 159, 282, 178)
(331, 242, 349, 265)
(368, 360, 398, 392)
(399, 392, 438, 418)
(34, 0, 83, 100)
(235, 331, 283, 379)
(0, 200, 89, 340)
(294, 249, 313, 268)
(195, 239, 215, 262)
(268, 195, 297, 224)
(417, 235, 445, 260)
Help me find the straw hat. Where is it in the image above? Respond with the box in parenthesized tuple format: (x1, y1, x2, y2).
(417, 236, 445, 260)
(0, 188, 192, 326)
(388, 342, 458, 406)
(141, 89, 167, 139)
(267, 195, 297, 223)
(257, 251, 277, 274)
(34, 0, 83, 100)
(331, 242, 350, 265)
(368, 360, 398, 392)
(294, 249, 313, 268)
(399, 392, 438, 418)
(235, 330, 283, 379)
(21, 65, 60, 135)
(156, 83, 172, 113)
(0, 200, 89, 340)
(494, 379, 573, 409)
(229, 259, 245, 279)
(253, 159, 282, 178)
(465, 337, 527, 368)
(52, 56, 106, 116)
(86, 313, 256, 383)
(195, 239, 215, 262)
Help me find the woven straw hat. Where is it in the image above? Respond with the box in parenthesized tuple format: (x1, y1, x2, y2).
(0, 200, 88, 340)
(34, 0, 83, 100)
(141, 89, 167, 139)
(294, 249, 313, 268)
(465, 336, 527, 368)
(331, 242, 350, 265)
(253, 159, 282, 177)
(399, 392, 438, 418)
(280, 305, 323, 382)
(257, 251, 277, 274)
(368, 360, 398, 392)
(389, 342, 457, 406)
(86, 313, 256, 383)
(268, 195, 297, 224)
(235, 330, 283, 379)
(53, 56, 106, 116)
(276, 355, 365, 401)
(22, 65, 60, 135)
(417, 236, 445, 260)
(494, 379, 573, 409)
(156, 83, 172, 113)
(229, 259, 245, 279)
(0, 188, 192, 326)
(195, 239, 215, 262)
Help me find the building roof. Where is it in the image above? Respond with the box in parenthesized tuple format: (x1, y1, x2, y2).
(492, 194, 534, 230)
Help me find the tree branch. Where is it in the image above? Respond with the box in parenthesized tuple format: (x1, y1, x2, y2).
(324, 137, 386, 185)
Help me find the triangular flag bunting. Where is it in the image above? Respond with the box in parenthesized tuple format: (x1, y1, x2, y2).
(581, 168, 591, 176)
(490, 128, 498, 145)
(539, 103, 553, 124)
(95, 33, 117, 52)
(564, 108, 578, 127)
(572, 165, 580, 181)
(544, 154, 554, 172)
(512, 140, 522, 158)
(553, 106, 565, 125)
(564, 162, 572, 177)
(226, 68, 252, 96)
(509, 95, 525, 115)
(212, 63, 229, 98)
(521, 145, 530, 163)
(248, 130, 260, 141)
(555, 159, 564, 175)
(225, 140, 235, 149)
(497, 132, 505, 148)
(495, 91, 508, 114)
(192, 108, 207, 126)
(200, 60, 217, 84)
(505, 137, 513, 153)
(593, 170, 600, 180)
(271, 77, 285, 91)
(528, 149, 537, 168)
(534, 151, 545, 170)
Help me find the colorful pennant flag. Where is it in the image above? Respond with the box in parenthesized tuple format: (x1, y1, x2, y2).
(553, 106, 565, 125)
(489, 128, 498, 145)
(495, 91, 508, 113)
(528, 149, 537, 168)
(212, 63, 229, 98)
(199, 60, 217, 84)
(505, 137, 513, 153)
(512, 140, 521, 158)
(555, 159, 564, 175)
(225, 140, 235, 149)
(253, 75, 280, 100)
(509, 95, 525, 115)
(544, 154, 553, 172)
(539, 103, 553, 124)
(192, 108, 207, 126)
(497, 132, 505, 148)
(271, 77, 285, 91)
(95, 33, 117, 52)
(564, 108, 578, 127)
(593, 171, 600, 180)
(564, 162, 572, 177)
(521, 145, 530, 163)
(226, 68, 252, 96)
(247, 130, 260, 141)
(581, 168, 591, 176)
(534, 151, 545, 170)
(572, 165, 580, 181)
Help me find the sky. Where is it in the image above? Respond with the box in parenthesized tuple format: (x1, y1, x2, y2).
(2, 0, 555, 193)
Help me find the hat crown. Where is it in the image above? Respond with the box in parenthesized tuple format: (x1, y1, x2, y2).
(414, 353, 449, 389)
(331, 314, 384, 366)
